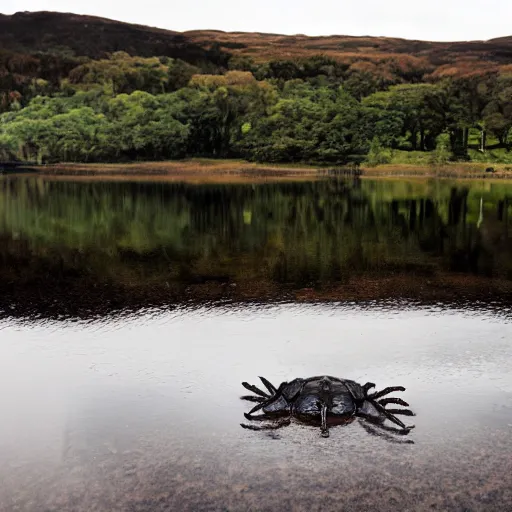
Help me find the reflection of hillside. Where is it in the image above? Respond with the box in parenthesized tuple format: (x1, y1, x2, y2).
(1, 177, 512, 318)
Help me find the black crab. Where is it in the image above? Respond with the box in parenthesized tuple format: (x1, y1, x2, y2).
(241, 375, 415, 439)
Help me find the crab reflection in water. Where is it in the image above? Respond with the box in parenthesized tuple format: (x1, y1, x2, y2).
(241, 375, 415, 443)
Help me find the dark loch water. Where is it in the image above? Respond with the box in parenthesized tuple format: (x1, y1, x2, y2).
(0, 175, 511, 511)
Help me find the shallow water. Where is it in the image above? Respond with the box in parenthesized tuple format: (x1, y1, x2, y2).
(1, 303, 511, 511)
(1, 176, 512, 510)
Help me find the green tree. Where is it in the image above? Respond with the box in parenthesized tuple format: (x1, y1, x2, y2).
(429, 133, 452, 168)
(365, 137, 392, 167)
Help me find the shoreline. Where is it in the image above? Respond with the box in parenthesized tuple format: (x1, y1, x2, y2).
(3, 158, 512, 180)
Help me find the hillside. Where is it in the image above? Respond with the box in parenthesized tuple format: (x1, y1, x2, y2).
(186, 30, 512, 77)
(0, 11, 228, 65)
(1, 11, 512, 76)
(1, 11, 512, 167)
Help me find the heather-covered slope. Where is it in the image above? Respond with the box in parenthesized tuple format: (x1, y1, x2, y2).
(0, 11, 228, 64)
(1, 11, 512, 76)
(186, 29, 512, 77)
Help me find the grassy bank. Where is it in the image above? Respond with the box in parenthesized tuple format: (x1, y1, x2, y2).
(11, 156, 512, 180)
(22, 159, 317, 176)
(360, 162, 512, 179)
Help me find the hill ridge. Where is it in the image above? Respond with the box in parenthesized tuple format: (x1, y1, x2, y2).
(2, 10, 511, 45)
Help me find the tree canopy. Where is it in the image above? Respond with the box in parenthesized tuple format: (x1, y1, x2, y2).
(1, 15, 512, 165)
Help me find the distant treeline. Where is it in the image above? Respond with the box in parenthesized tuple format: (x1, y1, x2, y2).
(1, 50, 511, 165)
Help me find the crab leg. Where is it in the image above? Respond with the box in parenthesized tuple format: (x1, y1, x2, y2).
(369, 386, 406, 400)
(372, 400, 414, 430)
(259, 376, 277, 394)
(245, 382, 290, 417)
(244, 412, 273, 421)
(240, 418, 291, 431)
(242, 381, 269, 398)
(247, 403, 265, 416)
(360, 421, 414, 444)
(362, 418, 414, 436)
(379, 397, 409, 407)
(385, 408, 415, 416)
(243, 412, 290, 422)
(246, 396, 278, 416)
(240, 395, 266, 403)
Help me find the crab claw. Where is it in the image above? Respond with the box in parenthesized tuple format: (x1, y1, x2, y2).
(363, 382, 376, 393)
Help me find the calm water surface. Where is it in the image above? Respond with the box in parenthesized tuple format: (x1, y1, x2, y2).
(0, 175, 512, 511)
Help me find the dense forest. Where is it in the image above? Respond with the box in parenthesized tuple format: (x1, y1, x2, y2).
(1, 11, 512, 166)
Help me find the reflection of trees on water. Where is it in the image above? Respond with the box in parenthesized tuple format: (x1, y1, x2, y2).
(1, 176, 512, 313)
